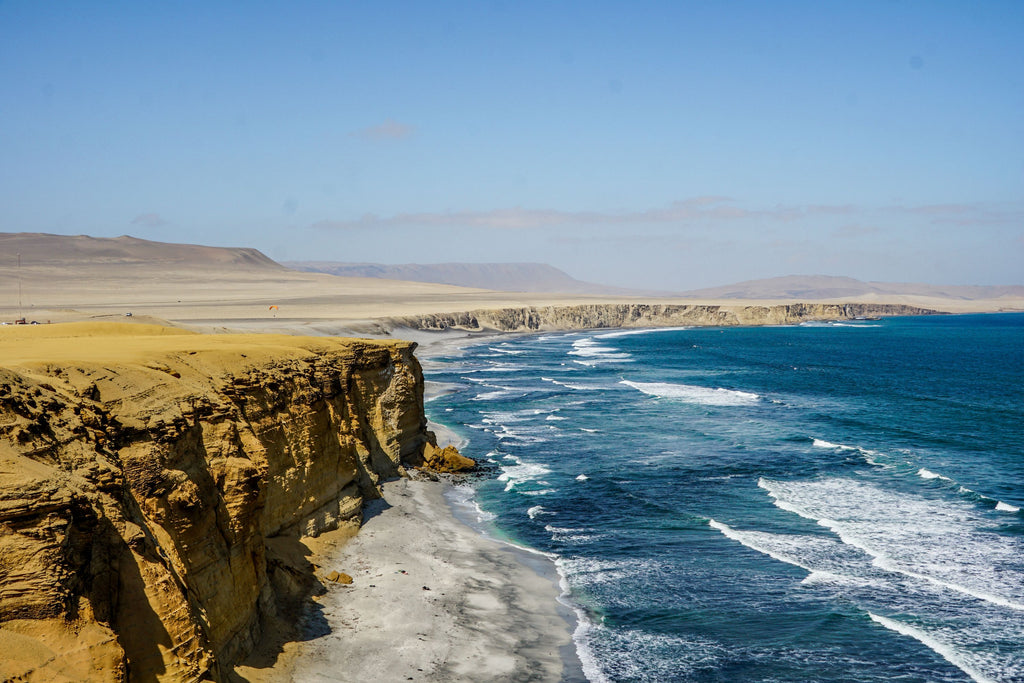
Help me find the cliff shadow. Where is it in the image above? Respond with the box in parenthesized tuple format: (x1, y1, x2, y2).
(108, 528, 176, 683)
(359, 495, 392, 523)
(228, 530, 330, 681)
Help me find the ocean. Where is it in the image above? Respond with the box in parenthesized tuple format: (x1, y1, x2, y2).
(423, 313, 1024, 683)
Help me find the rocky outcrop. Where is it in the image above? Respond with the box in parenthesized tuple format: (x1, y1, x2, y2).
(390, 302, 941, 332)
(420, 443, 475, 473)
(0, 324, 437, 682)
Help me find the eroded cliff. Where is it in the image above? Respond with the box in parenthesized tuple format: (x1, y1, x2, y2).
(390, 302, 940, 332)
(0, 323, 435, 682)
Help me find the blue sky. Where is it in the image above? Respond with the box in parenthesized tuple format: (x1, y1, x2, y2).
(2, 1, 1022, 289)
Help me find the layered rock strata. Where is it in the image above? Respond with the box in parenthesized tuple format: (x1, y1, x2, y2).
(0, 323, 436, 682)
(391, 302, 940, 332)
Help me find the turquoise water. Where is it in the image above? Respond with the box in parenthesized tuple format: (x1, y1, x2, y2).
(425, 314, 1024, 683)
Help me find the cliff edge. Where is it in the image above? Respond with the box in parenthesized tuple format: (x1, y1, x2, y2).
(389, 302, 941, 332)
(0, 323, 438, 682)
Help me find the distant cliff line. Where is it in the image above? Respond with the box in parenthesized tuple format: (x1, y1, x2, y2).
(388, 302, 942, 333)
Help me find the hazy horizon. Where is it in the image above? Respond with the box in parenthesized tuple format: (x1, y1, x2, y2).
(2, 2, 1022, 290)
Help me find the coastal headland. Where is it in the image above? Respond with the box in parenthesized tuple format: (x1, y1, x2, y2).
(0, 323, 440, 680)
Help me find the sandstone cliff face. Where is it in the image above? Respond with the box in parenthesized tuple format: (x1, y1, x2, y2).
(391, 302, 940, 332)
(0, 324, 432, 682)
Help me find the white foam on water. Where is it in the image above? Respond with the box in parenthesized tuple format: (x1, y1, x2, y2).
(446, 484, 497, 524)
(526, 505, 552, 519)
(555, 556, 660, 587)
(477, 365, 526, 372)
(811, 438, 889, 466)
(620, 380, 760, 406)
(713, 491, 1024, 681)
(519, 488, 556, 496)
(545, 414, 569, 421)
(709, 520, 817, 573)
(568, 339, 619, 355)
(576, 474, 589, 481)
(573, 622, 724, 682)
(552, 556, 725, 681)
(758, 477, 1024, 612)
(593, 326, 692, 339)
(488, 346, 525, 355)
(571, 615, 611, 683)
(545, 524, 603, 543)
(497, 460, 552, 492)
(567, 338, 633, 365)
(542, 376, 601, 390)
(868, 614, 998, 683)
(860, 452, 887, 467)
(918, 468, 953, 481)
(547, 558, 613, 683)
(470, 384, 518, 401)
(708, 519, 874, 582)
(481, 408, 550, 425)
(799, 570, 885, 588)
(479, 410, 552, 445)
(799, 320, 880, 328)
(896, 466, 1016, 515)
(491, 426, 547, 445)
(812, 439, 856, 450)
(580, 427, 599, 433)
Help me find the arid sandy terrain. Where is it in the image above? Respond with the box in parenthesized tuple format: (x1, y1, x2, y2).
(2, 234, 1020, 335)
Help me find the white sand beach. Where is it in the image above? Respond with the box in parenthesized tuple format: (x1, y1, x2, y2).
(244, 477, 583, 683)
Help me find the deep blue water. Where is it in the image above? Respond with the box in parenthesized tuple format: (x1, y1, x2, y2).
(424, 314, 1024, 683)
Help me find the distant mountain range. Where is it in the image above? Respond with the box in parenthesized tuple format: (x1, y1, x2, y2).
(284, 261, 651, 295)
(680, 275, 1024, 301)
(287, 263, 1023, 302)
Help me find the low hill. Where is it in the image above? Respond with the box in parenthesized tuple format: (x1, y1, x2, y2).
(683, 275, 1024, 301)
(285, 261, 645, 295)
(0, 232, 283, 271)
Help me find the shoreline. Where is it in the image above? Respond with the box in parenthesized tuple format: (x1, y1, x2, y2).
(273, 476, 585, 682)
(418, 327, 592, 682)
(245, 329, 590, 682)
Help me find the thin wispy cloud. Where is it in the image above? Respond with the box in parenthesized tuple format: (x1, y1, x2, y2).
(311, 197, 856, 231)
(353, 118, 415, 140)
(313, 199, 1024, 233)
(130, 213, 167, 228)
(892, 203, 1024, 227)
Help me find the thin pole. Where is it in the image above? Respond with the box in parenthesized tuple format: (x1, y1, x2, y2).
(18, 253, 23, 318)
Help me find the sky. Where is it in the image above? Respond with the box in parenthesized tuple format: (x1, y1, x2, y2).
(1, 1, 1022, 290)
